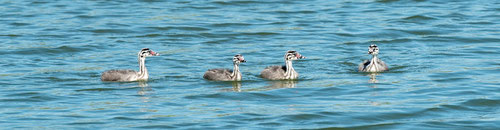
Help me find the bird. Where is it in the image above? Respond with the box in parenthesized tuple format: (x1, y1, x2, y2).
(203, 54, 246, 81)
(358, 44, 388, 72)
(261, 50, 306, 80)
(101, 48, 159, 82)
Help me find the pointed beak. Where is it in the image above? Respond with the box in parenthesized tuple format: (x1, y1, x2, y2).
(150, 51, 160, 56)
(297, 54, 306, 59)
(240, 57, 246, 62)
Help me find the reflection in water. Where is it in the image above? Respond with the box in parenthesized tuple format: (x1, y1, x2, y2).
(137, 81, 153, 102)
(232, 82, 241, 92)
(366, 73, 379, 88)
(138, 81, 148, 88)
(265, 80, 298, 89)
(368, 73, 378, 83)
(219, 80, 299, 92)
(136, 81, 155, 113)
(218, 81, 242, 92)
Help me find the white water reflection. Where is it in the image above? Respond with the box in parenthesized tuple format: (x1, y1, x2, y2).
(265, 80, 298, 89)
(368, 73, 379, 84)
(231, 82, 242, 92)
(137, 81, 154, 103)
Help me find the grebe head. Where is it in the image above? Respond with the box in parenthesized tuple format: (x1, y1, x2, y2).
(284, 50, 306, 61)
(368, 44, 379, 55)
(233, 54, 246, 64)
(138, 48, 160, 58)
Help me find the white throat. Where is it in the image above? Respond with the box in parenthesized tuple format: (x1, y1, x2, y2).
(137, 57, 148, 81)
(367, 55, 379, 72)
(231, 63, 241, 81)
(284, 60, 297, 79)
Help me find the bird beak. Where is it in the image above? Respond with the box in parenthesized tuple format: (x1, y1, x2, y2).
(150, 51, 160, 56)
(297, 54, 306, 59)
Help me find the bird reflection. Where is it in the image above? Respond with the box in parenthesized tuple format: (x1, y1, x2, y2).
(220, 80, 298, 92)
(365, 73, 380, 88)
(265, 80, 298, 89)
(368, 73, 378, 83)
(218, 81, 242, 92)
(138, 81, 149, 88)
(231, 81, 241, 92)
(136, 81, 154, 102)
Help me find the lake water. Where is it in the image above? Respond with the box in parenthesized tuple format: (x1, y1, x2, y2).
(1, 0, 499, 129)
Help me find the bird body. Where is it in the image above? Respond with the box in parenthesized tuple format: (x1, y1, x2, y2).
(203, 54, 246, 81)
(261, 65, 299, 80)
(101, 69, 144, 82)
(101, 48, 159, 82)
(261, 50, 305, 80)
(359, 44, 388, 72)
(204, 68, 240, 81)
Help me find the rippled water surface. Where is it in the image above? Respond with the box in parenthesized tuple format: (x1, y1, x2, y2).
(1, 0, 499, 129)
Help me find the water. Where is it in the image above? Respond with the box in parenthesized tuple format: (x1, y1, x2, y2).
(1, 0, 499, 129)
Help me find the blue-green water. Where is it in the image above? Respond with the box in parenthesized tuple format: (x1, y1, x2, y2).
(1, 0, 499, 129)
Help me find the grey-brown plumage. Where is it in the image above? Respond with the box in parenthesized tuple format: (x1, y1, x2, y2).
(261, 50, 305, 80)
(203, 54, 246, 81)
(101, 70, 137, 81)
(203, 69, 234, 81)
(101, 48, 159, 82)
(261, 65, 288, 80)
(358, 44, 388, 72)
